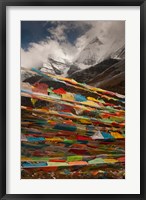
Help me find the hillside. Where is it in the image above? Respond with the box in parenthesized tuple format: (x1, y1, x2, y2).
(21, 68, 125, 179)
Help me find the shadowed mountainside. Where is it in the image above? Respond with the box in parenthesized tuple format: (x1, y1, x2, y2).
(68, 59, 125, 95)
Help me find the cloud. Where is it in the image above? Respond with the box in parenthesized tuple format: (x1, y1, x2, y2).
(49, 24, 67, 42)
(75, 21, 125, 49)
(74, 21, 125, 61)
(21, 21, 125, 68)
(21, 38, 77, 68)
(21, 22, 78, 68)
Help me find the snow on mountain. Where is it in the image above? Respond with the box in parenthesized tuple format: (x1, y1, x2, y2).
(40, 58, 71, 76)
(75, 36, 103, 66)
(111, 45, 125, 60)
(75, 35, 124, 68)
(38, 42, 125, 80)
(21, 67, 37, 81)
(22, 33, 125, 79)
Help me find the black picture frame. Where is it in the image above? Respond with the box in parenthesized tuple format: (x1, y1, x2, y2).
(0, 0, 145, 199)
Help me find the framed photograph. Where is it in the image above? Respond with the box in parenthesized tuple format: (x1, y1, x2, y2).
(0, 0, 145, 199)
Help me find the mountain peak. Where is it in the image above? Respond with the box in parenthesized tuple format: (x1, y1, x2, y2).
(89, 37, 103, 45)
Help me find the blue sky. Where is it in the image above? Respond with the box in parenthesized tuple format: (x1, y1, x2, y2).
(21, 21, 91, 50)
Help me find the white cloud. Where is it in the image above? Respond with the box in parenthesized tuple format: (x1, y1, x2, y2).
(49, 24, 67, 42)
(21, 40, 71, 68)
(75, 21, 125, 49)
(74, 21, 125, 62)
(21, 21, 125, 69)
